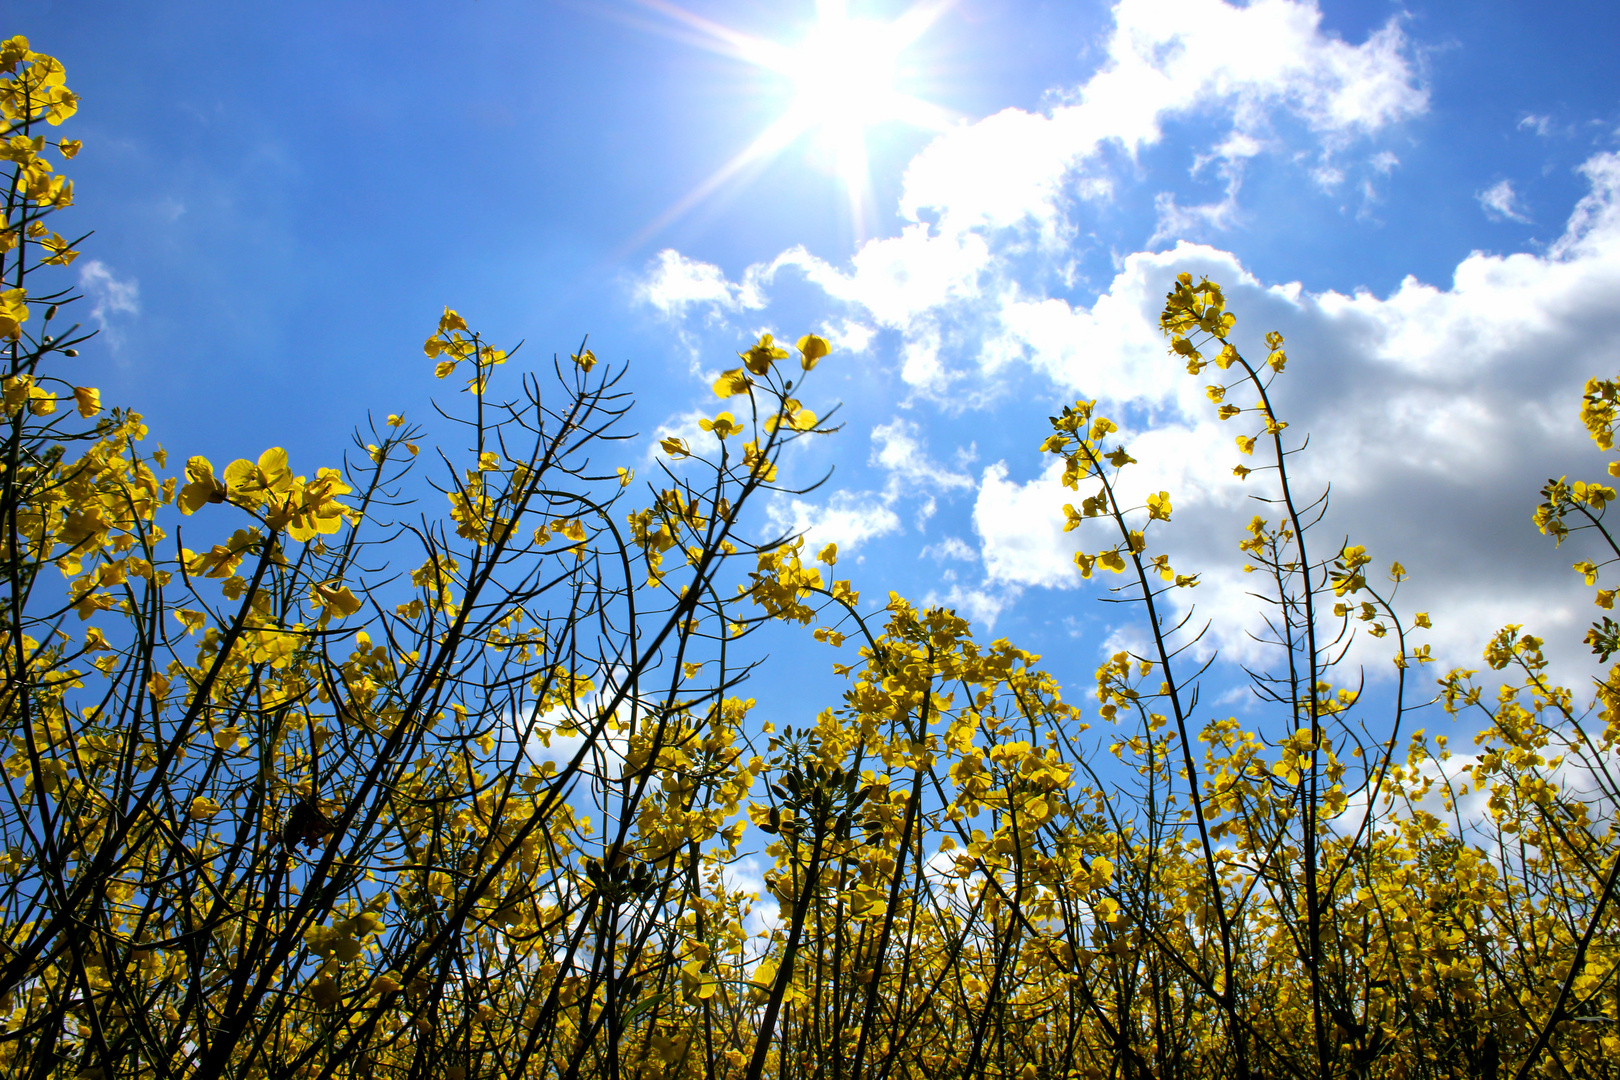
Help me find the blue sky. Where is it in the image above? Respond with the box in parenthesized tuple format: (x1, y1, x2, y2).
(24, 0, 1620, 724)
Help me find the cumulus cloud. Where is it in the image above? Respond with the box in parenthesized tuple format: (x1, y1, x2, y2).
(1334, 744, 1620, 845)
(1478, 179, 1530, 223)
(645, 409, 714, 463)
(901, 0, 1424, 236)
(641, 0, 1427, 401)
(831, 319, 875, 353)
(975, 460, 1080, 590)
(964, 151, 1620, 681)
(639, 1, 1620, 688)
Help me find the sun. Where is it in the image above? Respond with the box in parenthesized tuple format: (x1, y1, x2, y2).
(779, 9, 917, 219)
(624, 0, 957, 246)
(787, 12, 906, 138)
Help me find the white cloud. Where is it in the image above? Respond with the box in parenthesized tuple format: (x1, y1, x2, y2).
(997, 256, 1218, 405)
(964, 151, 1620, 680)
(1554, 153, 1620, 259)
(1519, 113, 1554, 138)
(517, 696, 633, 779)
(974, 460, 1080, 589)
(1150, 189, 1243, 246)
(898, 106, 1091, 238)
(719, 854, 780, 941)
(646, 409, 714, 463)
(635, 250, 779, 373)
(637, 2, 1620, 687)
(637, 249, 766, 318)
(1335, 743, 1620, 848)
(776, 231, 995, 333)
(871, 417, 974, 498)
(76, 260, 140, 346)
(903, 0, 1423, 237)
(921, 536, 977, 563)
(761, 418, 975, 556)
(830, 319, 875, 353)
(1477, 179, 1530, 223)
(922, 582, 1020, 630)
(643, 0, 1427, 399)
(766, 492, 901, 555)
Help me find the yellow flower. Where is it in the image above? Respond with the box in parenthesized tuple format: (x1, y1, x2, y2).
(0, 287, 27, 340)
(797, 333, 830, 371)
(739, 334, 788, 375)
(39, 232, 76, 265)
(0, 35, 31, 73)
(178, 457, 229, 514)
(713, 367, 752, 398)
(312, 580, 363, 621)
(699, 412, 742, 439)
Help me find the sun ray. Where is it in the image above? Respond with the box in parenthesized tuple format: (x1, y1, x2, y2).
(888, 0, 956, 48)
(618, 112, 812, 258)
(622, 0, 792, 67)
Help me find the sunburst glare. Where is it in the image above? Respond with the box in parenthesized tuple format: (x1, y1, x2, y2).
(625, 0, 958, 247)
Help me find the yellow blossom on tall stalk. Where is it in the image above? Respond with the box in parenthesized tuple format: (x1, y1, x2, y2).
(5, 34, 1619, 1080)
(0, 37, 847, 1080)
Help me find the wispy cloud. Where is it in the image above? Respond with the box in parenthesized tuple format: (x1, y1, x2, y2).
(1149, 188, 1243, 246)
(76, 260, 140, 348)
(761, 418, 976, 558)
(870, 417, 974, 500)
(637, 248, 766, 317)
(1518, 113, 1554, 137)
(1477, 179, 1530, 223)
(765, 493, 901, 557)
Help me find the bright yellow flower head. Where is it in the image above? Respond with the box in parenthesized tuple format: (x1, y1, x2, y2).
(739, 334, 789, 376)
